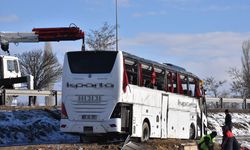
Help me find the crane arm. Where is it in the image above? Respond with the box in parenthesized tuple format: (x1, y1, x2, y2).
(0, 26, 84, 52)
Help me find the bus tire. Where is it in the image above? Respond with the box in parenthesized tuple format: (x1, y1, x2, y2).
(141, 122, 150, 142)
(189, 123, 196, 139)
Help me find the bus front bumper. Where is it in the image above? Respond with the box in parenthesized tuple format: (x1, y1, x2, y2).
(60, 118, 122, 134)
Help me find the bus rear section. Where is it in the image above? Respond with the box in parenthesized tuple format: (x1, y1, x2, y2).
(60, 51, 125, 135)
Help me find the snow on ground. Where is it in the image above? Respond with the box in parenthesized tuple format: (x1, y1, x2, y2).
(0, 108, 79, 146)
(207, 112, 250, 149)
(0, 108, 249, 149)
(208, 112, 250, 136)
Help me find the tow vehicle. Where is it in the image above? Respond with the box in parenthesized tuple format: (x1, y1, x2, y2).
(0, 25, 84, 104)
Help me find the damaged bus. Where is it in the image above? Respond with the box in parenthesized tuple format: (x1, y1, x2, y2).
(60, 50, 207, 142)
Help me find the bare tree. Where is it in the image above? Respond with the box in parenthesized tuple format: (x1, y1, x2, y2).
(242, 40, 250, 98)
(228, 40, 250, 98)
(228, 67, 245, 98)
(220, 90, 230, 98)
(86, 22, 116, 50)
(18, 48, 62, 105)
(203, 76, 226, 97)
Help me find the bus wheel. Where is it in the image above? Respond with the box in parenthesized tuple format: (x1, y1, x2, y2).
(189, 124, 196, 139)
(141, 122, 150, 142)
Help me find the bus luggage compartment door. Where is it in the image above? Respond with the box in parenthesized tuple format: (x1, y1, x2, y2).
(121, 104, 133, 134)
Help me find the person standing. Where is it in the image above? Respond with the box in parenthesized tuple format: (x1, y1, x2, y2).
(221, 126, 240, 150)
(198, 131, 217, 150)
(225, 109, 232, 131)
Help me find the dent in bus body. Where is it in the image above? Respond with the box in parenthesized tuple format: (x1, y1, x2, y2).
(110, 103, 133, 134)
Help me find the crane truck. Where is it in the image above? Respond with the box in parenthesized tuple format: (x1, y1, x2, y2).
(0, 26, 84, 104)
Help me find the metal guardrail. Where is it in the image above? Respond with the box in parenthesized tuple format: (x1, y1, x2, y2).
(206, 97, 250, 109)
(0, 89, 61, 106)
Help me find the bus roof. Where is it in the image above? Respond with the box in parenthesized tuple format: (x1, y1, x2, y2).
(122, 51, 200, 80)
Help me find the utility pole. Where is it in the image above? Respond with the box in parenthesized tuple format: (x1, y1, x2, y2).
(115, 0, 118, 51)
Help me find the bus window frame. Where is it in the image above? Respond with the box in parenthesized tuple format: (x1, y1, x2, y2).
(124, 56, 203, 98)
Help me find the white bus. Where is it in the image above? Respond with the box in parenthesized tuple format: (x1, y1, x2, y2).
(60, 50, 207, 142)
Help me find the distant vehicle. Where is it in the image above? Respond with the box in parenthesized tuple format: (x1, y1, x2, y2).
(60, 50, 207, 142)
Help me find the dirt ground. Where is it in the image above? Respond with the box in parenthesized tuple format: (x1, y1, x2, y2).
(0, 106, 238, 150)
(0, 139, 222, 150)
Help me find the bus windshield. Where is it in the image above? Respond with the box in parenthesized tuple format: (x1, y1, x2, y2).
(67, 51, 118, 73)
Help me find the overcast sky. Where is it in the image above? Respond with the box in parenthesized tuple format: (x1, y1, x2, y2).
(1, 0, 250, 90)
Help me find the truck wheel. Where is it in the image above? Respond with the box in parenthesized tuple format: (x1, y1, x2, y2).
(141, 122, 150, 142)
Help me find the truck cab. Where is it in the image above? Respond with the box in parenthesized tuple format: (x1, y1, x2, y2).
(0, 55, 21, 89)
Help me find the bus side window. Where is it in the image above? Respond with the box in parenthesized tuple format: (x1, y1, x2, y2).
(132, 65, 138, 85)
(141, 63, 153, 89)
(188, 77, 195, 97)
(182, 75, 189, 96)
(173, 72, 177, 93)
(156, 69, 164, 91)
(129, 67, 136, 85)
(177, 74, 184, 94)
(129, 75, 133, 84)
(145, 80, 151, 88)
(125, 64, 132, 84)
(125, 62, 138, 85)
(167, 72, 173, 92)
(195, 79, 202, 98)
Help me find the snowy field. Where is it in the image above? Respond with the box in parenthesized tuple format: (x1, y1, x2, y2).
(0, 108, 249, 149)
(0, 108, 79, 146)
(207, 111, 250, 149)
(208, 112, 250, 136)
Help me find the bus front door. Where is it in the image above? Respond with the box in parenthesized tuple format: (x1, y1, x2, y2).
(161, 94, 169, 138)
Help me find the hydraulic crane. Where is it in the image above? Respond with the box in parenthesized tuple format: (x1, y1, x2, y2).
(0, 26, 85, 53)
(0, 25, 85, 89)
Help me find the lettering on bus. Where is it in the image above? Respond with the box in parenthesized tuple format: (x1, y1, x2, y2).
(77, 95, 102, 103)
(66, 82, 114, 89)
(177, 99, 197, 108)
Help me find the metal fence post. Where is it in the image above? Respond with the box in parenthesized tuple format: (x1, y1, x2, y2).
(28, 96, 32, 106)
(0, 89, 4, 105)
(220, 98, 223, 108)
(243, 98, 247, 109)
(54, 91, 58, 106)
(2, 89, 6, 105)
